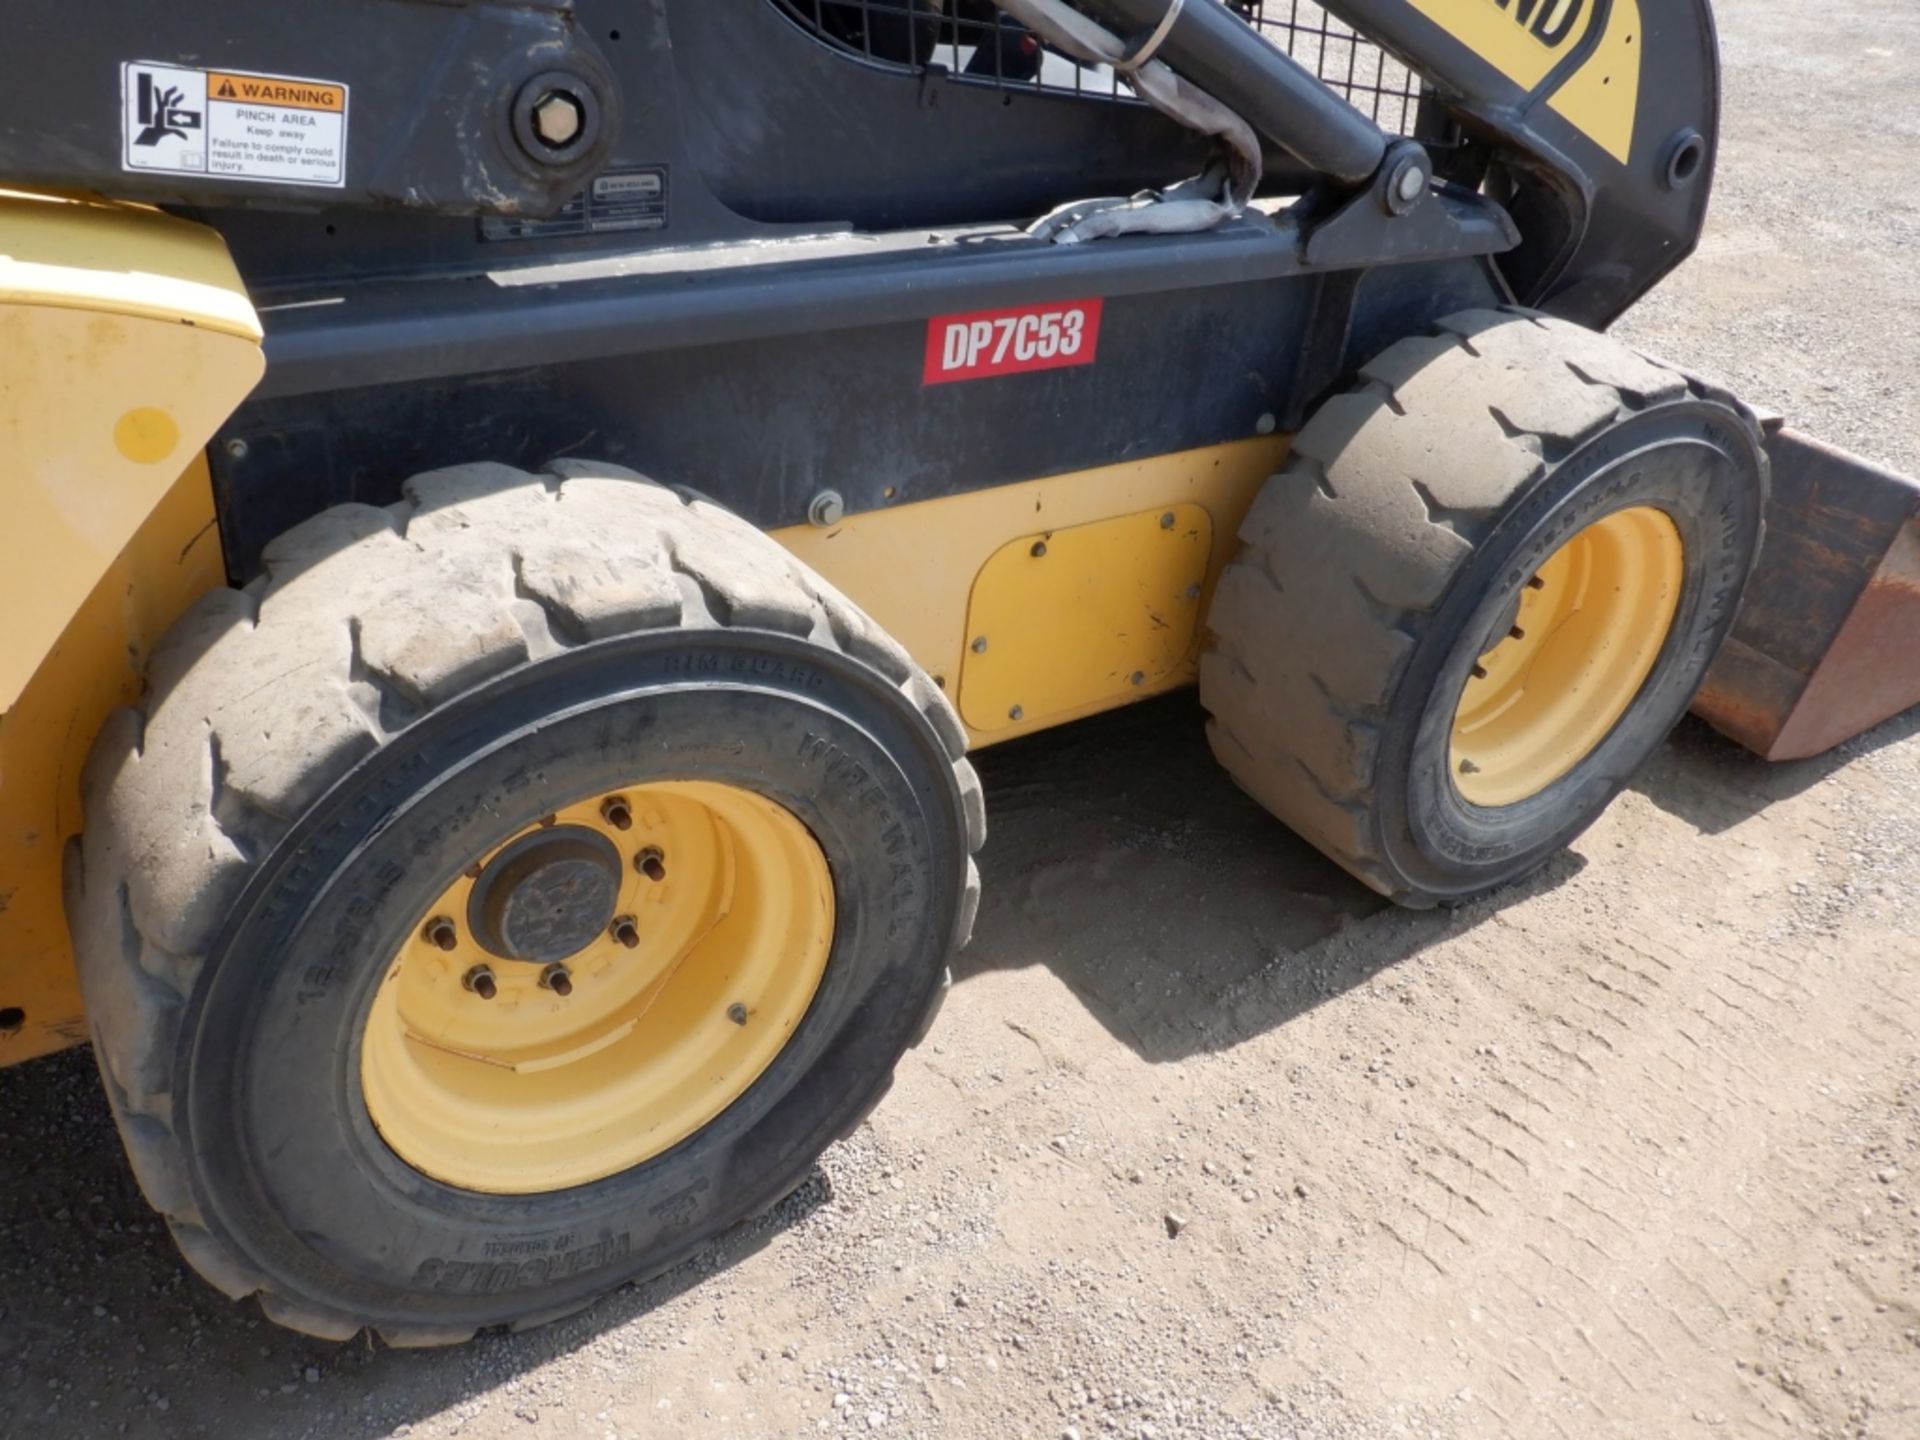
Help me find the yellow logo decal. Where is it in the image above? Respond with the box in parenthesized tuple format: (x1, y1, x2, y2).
(1409, 0, 1642, 163)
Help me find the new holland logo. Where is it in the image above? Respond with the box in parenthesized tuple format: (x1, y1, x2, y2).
(1492, 0, 1590, 50)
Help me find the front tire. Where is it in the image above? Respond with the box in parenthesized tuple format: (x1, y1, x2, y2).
(1201, 309, 1766, 905)
(69, 462, 983, 1344)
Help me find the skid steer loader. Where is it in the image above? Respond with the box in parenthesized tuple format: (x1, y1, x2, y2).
(2, 0, 1914, 1344)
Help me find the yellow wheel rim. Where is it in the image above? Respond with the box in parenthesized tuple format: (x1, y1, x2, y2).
(360, 782, 833, 1194)
(1451, 505, 1684, 808)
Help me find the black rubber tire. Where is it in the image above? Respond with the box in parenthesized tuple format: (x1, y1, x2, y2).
(66, 461, 984, 1346)
(1200, 308, 1767, 906)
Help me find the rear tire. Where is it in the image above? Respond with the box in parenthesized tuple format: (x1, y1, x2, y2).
(68, 461, 983, 1344)
(1200, 309, 1766, 905)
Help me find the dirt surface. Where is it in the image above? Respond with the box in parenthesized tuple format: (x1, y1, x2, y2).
(3, 3, 1917, 1437)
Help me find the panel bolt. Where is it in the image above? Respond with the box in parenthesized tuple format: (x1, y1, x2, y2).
(971, 636, 989, 654)
(1030, 540, 1048, 558)
(1009, 704, 1024, 722)
(601, 795, 633, 831)
(1185, 584, 1202, 600)
(1255, 412, 1278, 435)
(727, 1003, 749, 1026)
(423, 916, 458, 952)
(463, 965, 498, 1000)
(1160, 512, 1176, 530)
(635, 847, 667, 882)
(540, 964, 574, 996)
(611, 915, 641, 949)
(1396, 166, 1427, 202)
(1130, 671, 1146, 686)
(808, 490, 846, 528)
(532, 90, 585, 148)
(224, 437, 249, 461)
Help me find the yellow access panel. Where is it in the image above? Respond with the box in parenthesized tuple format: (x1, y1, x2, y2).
(958, 503, 1212, 734)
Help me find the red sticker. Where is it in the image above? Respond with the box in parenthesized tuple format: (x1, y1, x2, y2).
(923, 298, 1104, 385)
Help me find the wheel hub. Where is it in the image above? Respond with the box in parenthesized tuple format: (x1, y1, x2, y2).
(1450, 504, 1685, 807)
(359, 782, 834, 1194)
(466, 825, 623, 964)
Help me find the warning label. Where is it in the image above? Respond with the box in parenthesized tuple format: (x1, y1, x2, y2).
(123, 61, 348, 188)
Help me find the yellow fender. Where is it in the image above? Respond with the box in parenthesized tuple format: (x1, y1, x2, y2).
(1, 191, 262, 1063)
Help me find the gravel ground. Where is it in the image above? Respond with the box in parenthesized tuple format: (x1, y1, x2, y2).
(3, 3, 1917, 1437)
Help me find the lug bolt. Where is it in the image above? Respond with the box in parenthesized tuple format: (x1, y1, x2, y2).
(808, 489, 846, 528)
(611, 915, 641, 949)
(423, 916, 458, 952)
(541, 964, 574, 996)
(635, 847, 667, 882)
(463, 965, 498, 999)
(727, 1003, 749, 1026)
(601, 795, 633, 831)
(1527, 575, 1547, 591)
(532, 90, 585, 148)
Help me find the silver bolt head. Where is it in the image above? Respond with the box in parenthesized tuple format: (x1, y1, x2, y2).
(533, 91, 585, 147)
(1396, 166, 1427, 202)
(1008, 704, 1025, 722)
(808, 489, 846, 528)
(1255, 412, 1278, 436)
(971, 636, 989, 654)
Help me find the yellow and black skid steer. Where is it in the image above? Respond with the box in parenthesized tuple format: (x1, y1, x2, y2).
(1, 0, 1913, 1343)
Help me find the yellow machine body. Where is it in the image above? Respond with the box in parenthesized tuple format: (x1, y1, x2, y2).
(0, 193, 264, 1063)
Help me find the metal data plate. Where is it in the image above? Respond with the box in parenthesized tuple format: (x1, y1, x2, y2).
(958, 503, 1211, 734)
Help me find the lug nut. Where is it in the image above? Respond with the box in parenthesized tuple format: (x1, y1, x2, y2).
(463, 965, 498, 999)
(611, 915, 641, 949)
(601, 795, 633, 831)
(424, 916, 458, 952)
(635, 847, 667, 882)
(727, 1003, 749, 1026)
(540, 964, 574, 996)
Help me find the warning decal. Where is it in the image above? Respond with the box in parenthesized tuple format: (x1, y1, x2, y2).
(123, 61, 348, 188)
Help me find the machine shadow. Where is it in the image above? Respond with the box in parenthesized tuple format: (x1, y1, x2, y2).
(953, 691, 1584, 1065)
